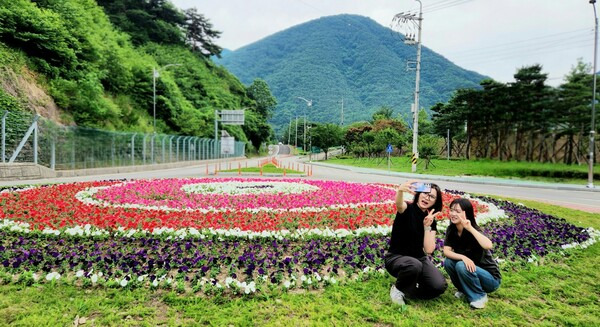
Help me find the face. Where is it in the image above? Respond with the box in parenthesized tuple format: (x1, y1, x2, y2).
(449, 204, 466, 225)
(417, 188, 438, 210)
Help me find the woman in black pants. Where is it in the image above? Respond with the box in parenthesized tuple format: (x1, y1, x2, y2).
(385, 180, 447, 305)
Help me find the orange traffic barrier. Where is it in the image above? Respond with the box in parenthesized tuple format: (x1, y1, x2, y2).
(283, 168, 286, 176)
(260, 166, 263, 176)
(238, 163, 241, 175)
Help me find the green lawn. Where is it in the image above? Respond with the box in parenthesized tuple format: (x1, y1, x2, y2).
(0, 200, 598, 326)
(220, 163, 304, 174)
(326, 157, 599, 184)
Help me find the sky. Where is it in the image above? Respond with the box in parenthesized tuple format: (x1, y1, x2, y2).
(171, 0, 596, 87)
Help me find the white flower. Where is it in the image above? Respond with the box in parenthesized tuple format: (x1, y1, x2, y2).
(137, 275, 144, 282)
(76, 270, 84, 278)
(283, 280, 291, 288)
(152, 280, 159, 287)
(120, 279, 128, 287)
(45, 272, 61, 281)
(91, 274, 98, 284)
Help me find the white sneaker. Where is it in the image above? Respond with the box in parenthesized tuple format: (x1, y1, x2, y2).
(454, 291, 464, 299)
(390, 285, 405, 305)
(469, 294, 488, 309)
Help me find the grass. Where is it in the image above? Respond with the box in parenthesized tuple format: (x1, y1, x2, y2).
(221, 163, 304, 174)
(0, 200, 598, 326)
(325, 157, 599, 185)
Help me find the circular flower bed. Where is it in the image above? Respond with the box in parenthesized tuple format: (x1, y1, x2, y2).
(0, 178, 597, 295)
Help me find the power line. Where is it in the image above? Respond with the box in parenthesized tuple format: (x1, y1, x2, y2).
(461, 39, 593, 65)
(444, 28, 593, 57)
(453, 32, 593, 60)
(424, 0, 475, 14)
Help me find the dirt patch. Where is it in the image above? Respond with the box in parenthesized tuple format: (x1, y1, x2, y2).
(0, 66, 65, 124)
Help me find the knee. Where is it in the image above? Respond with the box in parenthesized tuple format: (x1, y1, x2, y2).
(405, 259, 423, 276)
(455, 261, 471, 275)
(432, 279, 448, 296)
(444, 259, 456, 272)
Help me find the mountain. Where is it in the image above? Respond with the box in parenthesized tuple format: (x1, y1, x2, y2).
(215, 14, 486, 132)
(0, 0, 271, 151)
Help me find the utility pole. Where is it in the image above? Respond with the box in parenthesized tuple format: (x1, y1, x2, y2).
(393, 0, 423, 173)
(589, 0, 598, 189)
(288, 117, 292, 145)
(341, 97, 344, 126)
(295, 117, 298, 148)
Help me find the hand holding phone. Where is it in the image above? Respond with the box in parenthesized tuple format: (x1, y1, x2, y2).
(411, 182, 432, 193)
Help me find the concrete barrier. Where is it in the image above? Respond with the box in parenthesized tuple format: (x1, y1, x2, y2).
(0, 163, 56, 180)
(0, 157, 246, 181)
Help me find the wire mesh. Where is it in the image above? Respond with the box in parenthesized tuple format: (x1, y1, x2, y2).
(2, 112, 244, 170)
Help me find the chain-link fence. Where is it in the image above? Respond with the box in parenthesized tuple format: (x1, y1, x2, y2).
(2, 110, 245, 170)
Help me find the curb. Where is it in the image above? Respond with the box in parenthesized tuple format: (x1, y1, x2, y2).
(309, 162, 600, 192)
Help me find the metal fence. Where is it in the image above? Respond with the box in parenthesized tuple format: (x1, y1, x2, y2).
(2, 110, 245, 170)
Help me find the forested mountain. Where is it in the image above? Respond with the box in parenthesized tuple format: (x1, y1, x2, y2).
(216, 14, 486, 131)
(0, 0, 272, 151)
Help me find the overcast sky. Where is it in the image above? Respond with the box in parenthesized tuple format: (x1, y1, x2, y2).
(171, 0, 595, 87)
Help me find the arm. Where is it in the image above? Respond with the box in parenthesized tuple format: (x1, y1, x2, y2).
(423, 229, 436, 254)
(423, 209, 441, 254)
(443, 246, 476, 272)
(463, 221, 493, 250)
(395, 180, 416, 213)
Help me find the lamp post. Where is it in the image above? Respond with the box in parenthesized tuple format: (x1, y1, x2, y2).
(296, 97, 312, 152)
(307, 124, 312, 162)
(153, 64, 181, 134)
(589, 0, 598, 189)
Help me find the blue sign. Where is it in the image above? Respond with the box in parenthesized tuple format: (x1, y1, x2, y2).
(386, 144, 393, 153)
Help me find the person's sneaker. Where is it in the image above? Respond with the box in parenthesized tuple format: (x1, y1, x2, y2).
(469, 294, 488, 309)
(390, 285, 405, 305)
(454, 291, 464, 299)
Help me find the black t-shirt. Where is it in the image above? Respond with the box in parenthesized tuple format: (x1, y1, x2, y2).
(444, 227, 501, 280)
(388, 202, 437, 258)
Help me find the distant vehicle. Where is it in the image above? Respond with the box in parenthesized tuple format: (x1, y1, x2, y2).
(278, 142, 283, 145)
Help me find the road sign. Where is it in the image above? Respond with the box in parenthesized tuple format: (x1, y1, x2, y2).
(220, 110, 245, 125)
(387, 144, 393, 153)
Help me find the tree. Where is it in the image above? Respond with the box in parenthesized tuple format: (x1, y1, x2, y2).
(247, 79, 277, 119)
(184, 7, 222, 58)
(372, 105, 394, 122)
(96, 0, 186, 46)
(242, 110, 272, 152)
(311, 123, 343, 160)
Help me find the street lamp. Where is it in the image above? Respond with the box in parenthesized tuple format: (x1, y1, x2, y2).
(307, 124, 312, 162)
(296, 97, 312, 152)
(153, 64, 182, 134)
(589, 0, 598, 189)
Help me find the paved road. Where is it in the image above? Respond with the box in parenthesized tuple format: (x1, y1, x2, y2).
(2, 148, 598, 213)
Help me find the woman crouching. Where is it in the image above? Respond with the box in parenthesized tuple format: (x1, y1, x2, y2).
(443, 198, 501, 309)
(385, 180, 447, 305)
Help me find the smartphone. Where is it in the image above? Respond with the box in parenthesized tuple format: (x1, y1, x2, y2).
(411, 182, 432, 193)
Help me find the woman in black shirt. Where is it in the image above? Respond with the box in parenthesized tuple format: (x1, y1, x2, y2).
(443, 198, 501, 309)
(385, 180, 447, 305)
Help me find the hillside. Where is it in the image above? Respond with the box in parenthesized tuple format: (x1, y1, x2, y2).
(0, 0, 272, 151)
(216, 14, 486, 131)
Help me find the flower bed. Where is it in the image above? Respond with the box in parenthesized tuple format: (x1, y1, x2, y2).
(0, 178, 597, 295)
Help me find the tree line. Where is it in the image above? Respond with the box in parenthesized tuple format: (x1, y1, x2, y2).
(281, 61, 599, 166)
(431, 62, 598, 164)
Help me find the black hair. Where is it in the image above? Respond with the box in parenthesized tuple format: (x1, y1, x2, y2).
(413, 183, 443, 213)
(448, 197, 481, 231)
